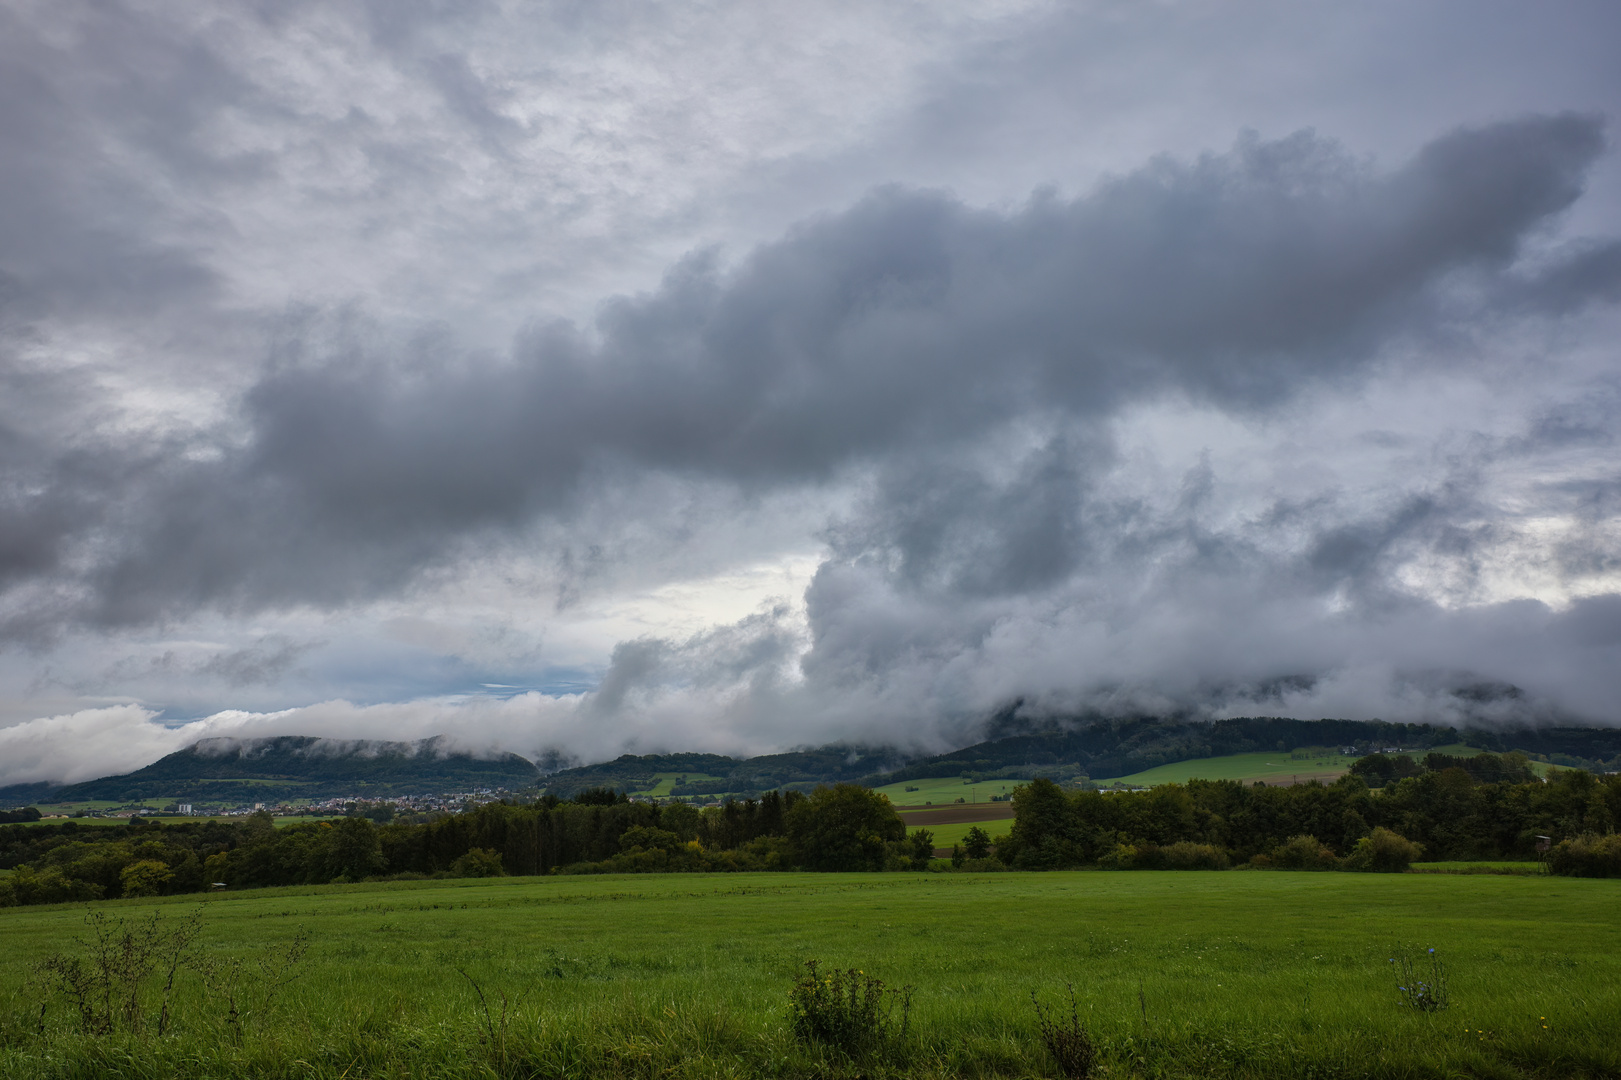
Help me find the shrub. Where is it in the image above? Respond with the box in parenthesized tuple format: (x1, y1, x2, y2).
(617, 826, 684, 855)
(1343, 827, 1422, 872)
(906, 828, 935, 869)
(119, 859, 174, 897)
(1098, 842, 1227, 870)
(1350, 754, 1422, 787)
(1, 866, 103, 906)
(784, 784, 905, 872)
(33, 908, 202, 1035)
(449, 848, 507, 878)
(1031, 983, 1096, 1079)
(787, 959, 911, 1056)
(1160, 841, 1229, 870)
(1266, 834, 1339, 870)
(1097, 843, 1140, 870)
(1547, 833, 1621, 878)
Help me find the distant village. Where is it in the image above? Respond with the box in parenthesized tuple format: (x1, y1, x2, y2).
(40, 788, 520, 822)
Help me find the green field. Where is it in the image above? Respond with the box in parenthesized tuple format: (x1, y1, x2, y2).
(27, 801, 130, 814)
(2, 870, 1615, 1078)
(872, 776, 1020, 806)
(871, 744, 1561, 803)
(641, 773, 728, 798)
(900, 820, 1006, 851)
(1093, 743, 1535, 788)
(1412, 862, 1546, 876)
(1096, 744, 1564, 789)
(1097, 750, 1354, 788)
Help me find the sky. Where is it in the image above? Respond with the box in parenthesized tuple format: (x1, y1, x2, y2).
(2, 0, 1620, 786)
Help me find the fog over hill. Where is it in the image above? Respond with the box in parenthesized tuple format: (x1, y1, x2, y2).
(0, 735, 542, 804)
(1, 2, 1619, 787)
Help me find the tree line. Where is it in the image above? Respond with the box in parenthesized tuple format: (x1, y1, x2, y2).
(999, 755, 1620, 872)
(0, 785, 933, 906)
(4, 755, 1619, 907)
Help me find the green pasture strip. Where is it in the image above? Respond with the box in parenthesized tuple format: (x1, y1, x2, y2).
(1101, 744, 1556, 789)
(872, 776, 1019, 806)
(1407, 745, 1553, 778)
(3, 871, 1616, 1079)
(28, 802, 127, 813)
(640, 773, 727, 797)
(909, 820, 1007, 850)
(1412, 862, 1546, 876)
(1099, 750, 1353, 788)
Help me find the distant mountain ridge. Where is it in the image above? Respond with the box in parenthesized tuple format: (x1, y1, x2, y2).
(4, 717, 1619, 809)
(537, 716, 1621, 799)
(540, 745, 904, 799)
(0, 735, 541, 805)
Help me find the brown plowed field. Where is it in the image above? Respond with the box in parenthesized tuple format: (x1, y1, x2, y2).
(896, 804, 1015, 826)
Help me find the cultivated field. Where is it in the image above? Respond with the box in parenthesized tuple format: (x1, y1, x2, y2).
(2, 870, 1615, 1079)
(898, 807, 1015, 852)
(641, 774, 728, 798)
(873, 776, 1021, 806)
(1096, 743, 1558, 789)
(1099, 751, 1353, 788)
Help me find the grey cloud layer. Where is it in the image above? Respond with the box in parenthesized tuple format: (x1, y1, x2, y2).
(7, 117, 1606, 636)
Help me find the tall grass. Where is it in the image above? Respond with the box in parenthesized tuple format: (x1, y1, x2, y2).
(2, 871, 1618, 1078)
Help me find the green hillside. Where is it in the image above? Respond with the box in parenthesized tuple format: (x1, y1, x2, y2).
(905, 818, 1006, 850)
(1097, 743, 1558, 788)
(1100, 749, 1356, 787)
(29, 735, 540, 804)
(874, 776, 1019, 806)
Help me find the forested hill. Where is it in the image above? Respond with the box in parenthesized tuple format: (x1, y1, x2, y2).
(539, 717, 1621, 799)
(870, 716, 1446, 785)
(6, 717, 1620, 809)
(542, 717, 1449, 798)
(870, 717, 1621, 785)
(8, 736, 541, 804)
(541, 746, 905, 800)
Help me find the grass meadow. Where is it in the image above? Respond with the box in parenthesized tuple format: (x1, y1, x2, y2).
(1099, 752, 1355, 788)
(642, 775, 729, 798)
(872, 777, 1022, 805)
(901, 820, 1003, 851)
(868, 743, 1551, 801)
(1097, 744, 1556, 789)
(2, 870, 1616, 1079)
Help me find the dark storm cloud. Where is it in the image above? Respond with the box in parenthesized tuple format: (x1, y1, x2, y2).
(0, 4, 238, 323)
(2, 115, 1607, 638)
